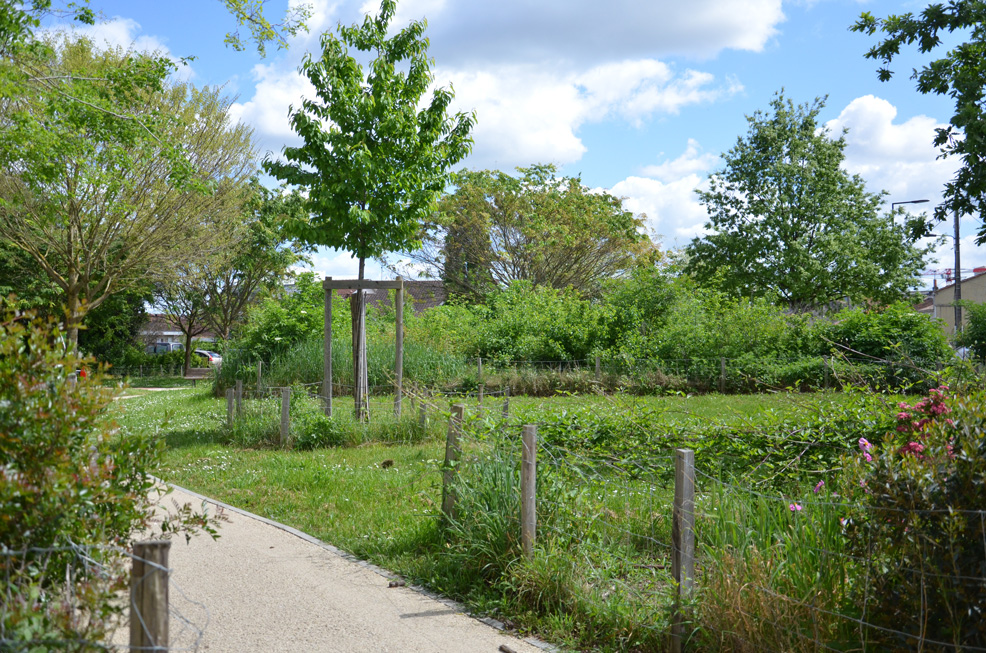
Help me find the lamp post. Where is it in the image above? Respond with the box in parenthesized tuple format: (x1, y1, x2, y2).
(890, 199, 930, 212)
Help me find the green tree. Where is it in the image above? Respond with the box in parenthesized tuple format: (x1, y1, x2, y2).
(264, 0, 474, 418)
(204, 181, 311, 341)
(410, 164, 652, 300)
(684, 92, 931, 310)
(852, 4, 986, 240)
(0, 37, 256, 350)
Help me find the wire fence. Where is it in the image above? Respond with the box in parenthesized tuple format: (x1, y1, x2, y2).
(439, 408, 986, 652)
(1, 540, 207, 652)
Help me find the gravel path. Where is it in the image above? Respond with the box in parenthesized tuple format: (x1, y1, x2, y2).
(129, 485, 553, 653)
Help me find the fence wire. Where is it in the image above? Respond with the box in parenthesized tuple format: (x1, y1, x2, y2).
(0, 542, 207, 652)
(442, 414, 986, 652)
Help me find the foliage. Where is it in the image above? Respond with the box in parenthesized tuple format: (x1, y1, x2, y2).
(820, 302, 954, 383)
(685, 92, 930, 309)
(955, 299, 986, 361)
(469, 281, 612, 362)
(263, 0, 474, 268)
(0, 35, 256, 348)
(0, 306, 214, 649)
(853, 3, 986, 241)
(204, 180, 311, 341)
(78, 283, 151, 365)
(409, 164, 652, 299)
(219, 0, 312, 56)
(844, 387, 986, 649)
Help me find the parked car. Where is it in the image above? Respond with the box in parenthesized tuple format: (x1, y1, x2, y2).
(145, 342, 184, 354)
(194, 349, 223, 366)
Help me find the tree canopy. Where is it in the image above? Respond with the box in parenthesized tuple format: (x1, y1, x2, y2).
(0, 36, 256, 348)
(409, 164, 653, 299)
(853, 3, 986, 241)
(684, 92, 931, 310)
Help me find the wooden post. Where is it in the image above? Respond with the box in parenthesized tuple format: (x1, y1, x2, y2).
(672, 449, 696, 653)
(719, 357, 726, 394)
(823, 356, 830, 390)
(324, 277, 333, 418)
(595, 355, 601, 382)
(521, 424, 537, 558)
(418, 399, 427, 433)
(280, 387, 291, 448)
(130, 540, 170, 652)
(235, 380, 243, 416)
(226, 388, 234, 425)
(477, 357, 484, 409)
(257, 360, 263, 392)
(442, 404, 465, 523)
(395, 276, 404, 418)
(502, 386, 510, 422)
(68, 372, 77, 389)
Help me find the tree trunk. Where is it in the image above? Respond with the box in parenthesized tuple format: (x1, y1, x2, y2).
(183, 330, 194, 376)
(65, 287, 81, 354)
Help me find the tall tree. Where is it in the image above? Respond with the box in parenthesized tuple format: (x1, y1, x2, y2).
(684, 92, 932, 310)
(264, 0, 474, 419)
(409, 164, 652, 300)
(204, 181, 310, 341)
(0, 37, 256, 349)
(853, 4, 986, 240)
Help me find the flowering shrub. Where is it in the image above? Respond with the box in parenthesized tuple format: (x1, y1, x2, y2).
(843, 386, 986, 649)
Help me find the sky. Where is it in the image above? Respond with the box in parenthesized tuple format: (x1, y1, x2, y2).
(45, 0, 985, 289)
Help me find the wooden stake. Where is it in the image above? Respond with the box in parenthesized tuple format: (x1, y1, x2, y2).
(395, 276, 404, 417)
(521, 424, 537, 558)
(672, 448, 695, 653)
(442, 404, 465, 523)
(226, 388, 234, 425)
(324, 277, 333, 417)
(280, 387, 291, 448)
(130, 540, 170, 652)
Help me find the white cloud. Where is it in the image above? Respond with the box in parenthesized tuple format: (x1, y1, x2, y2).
(444, 61, 740, 170)
(826, 95, 957, 205)
(230, 63, 316, 155)
(606, 142, 718, 246)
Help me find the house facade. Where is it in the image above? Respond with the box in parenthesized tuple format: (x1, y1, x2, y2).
(924, 268, 986, 334)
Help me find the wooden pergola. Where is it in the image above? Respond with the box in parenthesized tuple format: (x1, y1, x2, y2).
(322, 276, 404, 418)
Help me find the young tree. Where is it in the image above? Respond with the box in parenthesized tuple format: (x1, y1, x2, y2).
(264, 0, 474, 418)
(684, 92, 932, 311)
(204, 182, 311, 341)
(408, 164, 652, 300)
(852, 4, 986, 241)
(0, 37, 256, 350)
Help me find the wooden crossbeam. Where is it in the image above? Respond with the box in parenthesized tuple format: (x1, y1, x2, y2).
(322, 279, 404, 290)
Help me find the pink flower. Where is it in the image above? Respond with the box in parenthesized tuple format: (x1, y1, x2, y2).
(898, 441, 925, 457)
(789, 503, 803, 512)
(945, 418, 955, 427)
(858, 438, 872, 452)
(898, 402, 912, 410)
(896, 411, 911, 420)
(814, 480, 824, 493)
(863, 452, 873, 462)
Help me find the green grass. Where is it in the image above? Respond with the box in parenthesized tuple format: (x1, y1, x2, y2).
(108, 386, 871, 651)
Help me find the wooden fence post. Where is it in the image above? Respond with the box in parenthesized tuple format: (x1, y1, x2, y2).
(418, 396, 428, 432)
(130, 540, 170, 652)
(823, 356, 830, 390)
(257, 360, 263, 392)
(226, 388, 234, 425)
(521, 424, 537, 558)
(395, 276, 404, 418)
(719, 357, 726, 394)
(442, 404, 465, 523)
(235, 380, 243, 416)
(323, 276, 333, 418)
(477, 357, 484, 409)
(672, 448, 695, 653)
(280, 387, 291, 448)
(502, 386, 510, 422)
(595, 355, 601, 382)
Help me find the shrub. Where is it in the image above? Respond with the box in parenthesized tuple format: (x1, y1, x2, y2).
(844, 387, 986, 649)
(0, 307, 214, 649)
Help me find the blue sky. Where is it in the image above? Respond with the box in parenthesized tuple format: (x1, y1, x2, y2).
(48, 0, 984, 288)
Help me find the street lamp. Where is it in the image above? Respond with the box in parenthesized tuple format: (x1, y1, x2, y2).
(891, 199, 930, 212)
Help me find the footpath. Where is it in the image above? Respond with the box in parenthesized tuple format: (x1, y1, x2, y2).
(128, 485, 552, 653)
